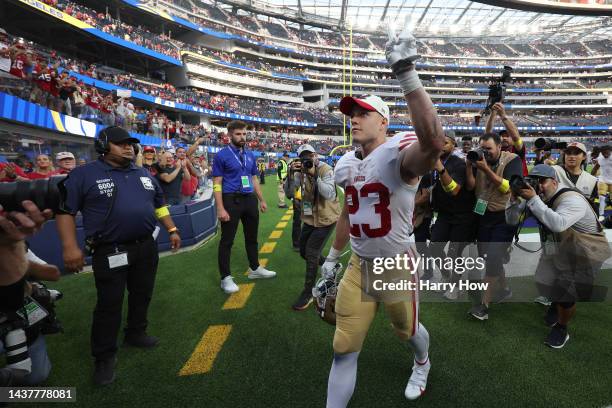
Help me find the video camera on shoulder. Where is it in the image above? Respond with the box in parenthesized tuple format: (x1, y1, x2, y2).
(534, 138, 567, 151)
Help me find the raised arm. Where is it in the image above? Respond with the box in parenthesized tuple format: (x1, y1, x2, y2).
(385, 24, 444, 181)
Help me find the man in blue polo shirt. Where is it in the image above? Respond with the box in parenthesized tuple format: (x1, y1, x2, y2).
(55, 126, 181, 386)
(212, 120, 276, 294)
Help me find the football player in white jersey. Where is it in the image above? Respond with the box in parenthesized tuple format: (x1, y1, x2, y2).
(320, 25, 445, 407)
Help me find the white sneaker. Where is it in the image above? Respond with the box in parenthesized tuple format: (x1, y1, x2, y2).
(534, 295, 551, 306)
(247, 266, 276, 279)
(443, 287, 459, 300)
(405, 358, 431, 400)
(221, 276, 239, 294)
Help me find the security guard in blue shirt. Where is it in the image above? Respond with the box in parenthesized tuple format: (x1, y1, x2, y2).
(212, 121, 276, 295)
(55, 126, 181, 386)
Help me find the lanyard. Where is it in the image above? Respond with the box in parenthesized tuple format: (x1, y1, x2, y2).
(229, 147, 246, 170)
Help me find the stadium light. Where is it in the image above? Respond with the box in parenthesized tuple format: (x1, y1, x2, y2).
(429, 24, 440, 34)
(450, 24, 461, 34)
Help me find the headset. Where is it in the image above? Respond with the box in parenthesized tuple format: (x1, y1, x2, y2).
(94, 126, 140, 156)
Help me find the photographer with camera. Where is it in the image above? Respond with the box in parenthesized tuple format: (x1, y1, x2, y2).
(0, 201, 53, 386)
(291, 144, 340, 311)
(287, 158, 303, 252)
(55, 126, 181, 386)
(506, 165, 610, 348)
(465, 133, 523, 320)
(485, 102, 527, 176)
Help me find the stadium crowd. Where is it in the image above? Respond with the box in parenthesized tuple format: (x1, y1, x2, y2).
(0, 29, 342, 129)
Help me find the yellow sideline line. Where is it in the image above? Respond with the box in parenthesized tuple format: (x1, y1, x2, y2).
(178, 325, 232, 376)
(259, 242, 277, 253)
(223, 284, 255, 310)
(269, 230, 283, 239)
(280, 215, 291, 221)
(275, 222, 288, 228)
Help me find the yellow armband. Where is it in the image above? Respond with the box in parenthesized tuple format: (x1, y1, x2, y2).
(155, 206, 170, 219)
(443, 180, 458, 193)
(514, 137, 523, 150)
(213, 184, 222, 192)
(498, 179, 510, 194)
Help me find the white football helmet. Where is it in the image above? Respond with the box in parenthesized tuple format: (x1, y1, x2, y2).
(312, 263, 343, 325)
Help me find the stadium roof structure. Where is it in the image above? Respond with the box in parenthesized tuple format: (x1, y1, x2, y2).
(219, 0, 612, 41)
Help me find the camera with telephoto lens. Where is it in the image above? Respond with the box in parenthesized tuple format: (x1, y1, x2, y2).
(534, 138, 568, 151)
(0, 282, 63, 384)
(300, 158, 314, 170)
(0, 175, 66, 213)
(29, 282, 63, 335)
(0, 311, 31, 381)
(483, 66, 512, 116)
(510, 175, 540, 194)
(467, 148, 486, 162)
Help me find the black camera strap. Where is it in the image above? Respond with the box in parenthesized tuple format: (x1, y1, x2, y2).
(547, 187, 604, 232)
(514, 187, 602, 254)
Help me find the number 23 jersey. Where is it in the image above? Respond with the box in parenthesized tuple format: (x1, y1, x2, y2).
(335, 133, 419, 259)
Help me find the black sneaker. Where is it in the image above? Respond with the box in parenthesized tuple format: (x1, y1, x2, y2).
(292, 291, 313, 311)
(492, 287, 513, 304)
(124, 333, 159, 348)
(544, 324, 569, 349)
(544, 306, 558, 327)
(94, 356, 116, 386)
(0, 367, 13, 387)
(468, 304, 489, 321)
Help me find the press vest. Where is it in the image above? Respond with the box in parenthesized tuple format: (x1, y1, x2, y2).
(548, 190, 611, 270)
(474, 151, 517, 212)
(301, 163, 340, 227)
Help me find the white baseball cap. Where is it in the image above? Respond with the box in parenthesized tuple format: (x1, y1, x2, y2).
(565, 142, 587, 154)
(56, 151, 75, 161)
(297, 144, 316, 156)
(339, 94, 390, 122)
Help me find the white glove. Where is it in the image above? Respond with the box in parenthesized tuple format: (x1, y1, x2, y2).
(385, 21, 422, 95)
(321, 260, 338, 280)
(321, 247, 342, 280)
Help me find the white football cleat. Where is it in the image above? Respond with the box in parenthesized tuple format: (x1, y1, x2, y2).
(405, 358, 431, 400)
(247, 266, 276, 279)
(221, 276, 239, 294)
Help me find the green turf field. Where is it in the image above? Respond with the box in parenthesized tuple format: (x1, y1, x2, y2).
(37, 180, 612, 408)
